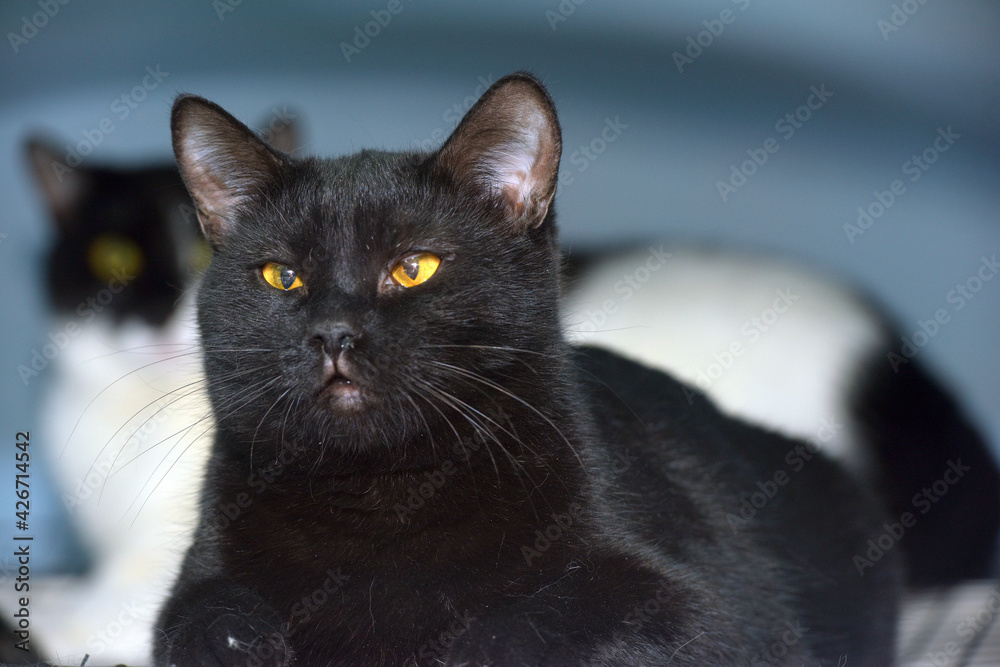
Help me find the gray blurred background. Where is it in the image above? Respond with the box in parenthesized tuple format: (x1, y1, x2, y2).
(1, 1, 998, 576)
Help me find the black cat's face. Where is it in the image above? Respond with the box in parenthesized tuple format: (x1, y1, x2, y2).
(175, 74, 565, 467)
(25, 146, 205, 327)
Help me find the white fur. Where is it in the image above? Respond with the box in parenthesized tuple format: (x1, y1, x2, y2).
(563, 245, 885, 476)
(3, 296, 211, 664)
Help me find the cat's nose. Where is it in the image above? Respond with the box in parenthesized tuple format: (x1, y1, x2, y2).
(312, 322, 359, 356)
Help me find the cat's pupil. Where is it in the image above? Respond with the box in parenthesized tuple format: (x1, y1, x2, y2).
(280, 267, 296, 290)
(402, 258, 419, 281)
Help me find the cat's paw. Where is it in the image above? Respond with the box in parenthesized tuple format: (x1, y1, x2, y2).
(165, 617, 292, 667)
(439, 612, 582, 666)
(155, 585, 292, 667)
(158, 612, 292, 667)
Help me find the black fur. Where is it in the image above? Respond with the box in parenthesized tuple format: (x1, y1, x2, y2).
(563, 248, 1000, 588)
(25, 142, 198, 326)
(853, 343, 1000, 586)
(155, 74, 900, 665)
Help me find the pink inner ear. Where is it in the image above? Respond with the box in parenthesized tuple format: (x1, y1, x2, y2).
(172, 95, 289, 246)
(176, 125, 277, 243)
(487, 126, 547, 215)
(179, 144, 243, 242)
(187, 161, 240, 219)
(504, 182, 526, 217)
(489, 128, 557, 225)
(435, 75, 562, 227)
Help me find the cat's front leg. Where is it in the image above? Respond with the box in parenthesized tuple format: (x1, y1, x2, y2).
(436, 580, 696, 667)
(437, 604, 678, 667)
(154, 580, 292, 667)
(441, 603, 817, 667)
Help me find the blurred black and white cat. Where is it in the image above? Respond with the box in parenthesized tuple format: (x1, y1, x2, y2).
(564, 245, 1000, 586)
(18, 114, 300, 665)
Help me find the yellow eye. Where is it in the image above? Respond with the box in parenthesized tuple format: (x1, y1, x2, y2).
(189, 238, 212, 274)
(87, 233, 144, 283)
(262, 262, 304, 291)
(390, 253, 441, 288)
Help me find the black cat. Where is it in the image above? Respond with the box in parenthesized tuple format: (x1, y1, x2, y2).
(155, 74, 900, 665)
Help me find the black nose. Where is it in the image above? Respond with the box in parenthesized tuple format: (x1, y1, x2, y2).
(312, 322, 359, 356)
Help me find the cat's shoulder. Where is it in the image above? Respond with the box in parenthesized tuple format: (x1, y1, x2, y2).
(571, 343, 715, 418)
(569, 343, 828, 476)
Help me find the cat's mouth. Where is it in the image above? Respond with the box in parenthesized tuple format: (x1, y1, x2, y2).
(320, 353, 367, 410)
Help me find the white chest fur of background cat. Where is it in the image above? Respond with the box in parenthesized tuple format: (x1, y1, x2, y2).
(18, 296, 211, 664)
(8, 244, 882, 664)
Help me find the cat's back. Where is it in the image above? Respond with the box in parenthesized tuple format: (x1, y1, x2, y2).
(572, 343, 889, 549)
(572, 343, 801, 476)
(571, 344, 901, 665)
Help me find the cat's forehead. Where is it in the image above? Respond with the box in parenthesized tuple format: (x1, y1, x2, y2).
(317, 149, 423, 197)
(257, 149, 455, 262)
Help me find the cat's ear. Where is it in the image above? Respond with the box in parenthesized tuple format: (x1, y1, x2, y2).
(172, 95, 286, 247)
(260, 109, 302, 155)
(24, 137, 91, 230)
(436, 73, 562, 230)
